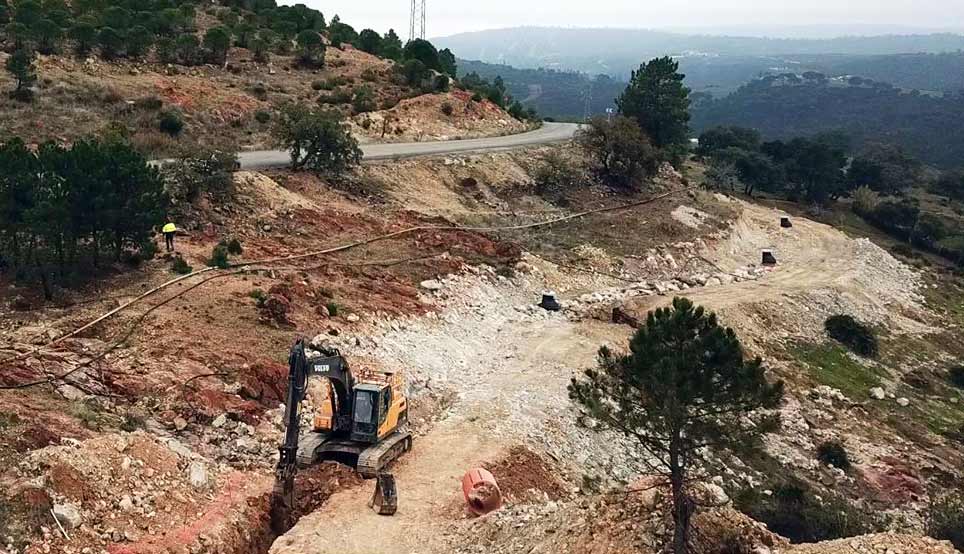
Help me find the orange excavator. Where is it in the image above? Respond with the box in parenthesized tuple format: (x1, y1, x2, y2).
(274, 339, 411, 514)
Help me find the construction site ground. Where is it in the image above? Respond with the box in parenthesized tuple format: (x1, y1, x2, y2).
(2, 146, 962, 554)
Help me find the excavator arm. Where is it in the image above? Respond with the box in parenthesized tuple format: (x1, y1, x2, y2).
(274, 339, 355, 509)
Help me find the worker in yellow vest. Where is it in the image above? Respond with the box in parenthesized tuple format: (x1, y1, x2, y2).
(162, 221, 177, 252)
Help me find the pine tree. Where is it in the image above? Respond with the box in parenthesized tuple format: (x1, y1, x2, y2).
(381, 28, 402, 60)
(250, 31, 273, 63)
(69, 21, 97, 57)
(234, 21, 255, 48)
(32, 18, 62, 54)
(438, 48, 457, 77)
(569, 297, 784, 554)
(5, 48, 36, 101)
(295, 29, 324, 67)
(126, 26, 154, 59)
(97, 27, 124, 60)
(617, 56, 691, 149)
(175, 33, 200, 65)
(357, 28, 382, 55)
(203, 26, 231, 65)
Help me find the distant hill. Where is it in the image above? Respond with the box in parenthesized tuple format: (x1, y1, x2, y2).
(800, 52, 964, 93)
(457, 59, 625, 120)
(434, 26, 964, 79)
(461, 49, 964, 122)
(691, 73, 964, 168)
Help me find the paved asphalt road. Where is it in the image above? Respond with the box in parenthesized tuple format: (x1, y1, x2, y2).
(236, 122, 580, 169)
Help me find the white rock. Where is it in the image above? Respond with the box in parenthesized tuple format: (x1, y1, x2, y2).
(53, 503, 83, 529)
(164, 438, 193, 459)
(173, 417, 188, 431)
(118, 495, 134, 512)
(896, 397, 910, 407)
(420, 279, 443, 291)
(702, 482, 730, 505)
(189, 461, 209, 490)
(212, 414, 227, 428)
(346, 313, 360, 323)
(869, 387, 886, 400)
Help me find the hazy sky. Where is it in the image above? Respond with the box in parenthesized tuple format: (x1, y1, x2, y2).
(298, 0, 960, 38)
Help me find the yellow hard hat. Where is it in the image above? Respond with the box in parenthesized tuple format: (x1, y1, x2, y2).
(162, 223, 176, 233)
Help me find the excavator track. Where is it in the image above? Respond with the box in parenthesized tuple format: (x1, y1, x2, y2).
(356, 429, 413, 478)
(296, 432, 330, 467)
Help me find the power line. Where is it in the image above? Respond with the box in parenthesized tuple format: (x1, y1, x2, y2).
(409, 0, 426, 41)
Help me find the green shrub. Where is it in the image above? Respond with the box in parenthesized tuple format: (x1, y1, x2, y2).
(851, 185, 879, 216)
(470, 92, 483, 102)
(351, 86, 376, 114)
(0, 412, 22, 429)
(171, 255, 192, 274)
(534, 150, 582, 202)
(825, 315, 879, 357)
(440, 102, 454, 116)
(950, 366, 964, 389)
(735, 481, 878, 543)
(816, 440, 851, 470)
(311, 80, 326, 90)
(927, 491, 964, 551)
(160, 148, 239, 203)
(249, 82, 268, 100)
(70, 400, 105, 430)
(207, 244, 230, 268)
(158, 110, 184, 137)
(890, 243, 916, 258)
(433, 74, 450, 92)
(318, 89, 352, 105)
(226, 238, 243, 255)
(326, 301, 339, 317)
(120, 412, 146, 432)
(249, 288, 266, 306)
(254, 109, 271, 124)
(135, 95, 163, 110)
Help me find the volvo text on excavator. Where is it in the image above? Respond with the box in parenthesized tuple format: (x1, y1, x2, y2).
(274, 339, 412, 510)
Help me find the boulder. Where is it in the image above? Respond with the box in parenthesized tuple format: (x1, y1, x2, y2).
(118, 495, 134, 512)
(53, 503, 83, 529)
(212, 414, 227, 428)
(869, 387, 886, 400)
(189, 461, 209, 490)
(420, 279, 443, 291)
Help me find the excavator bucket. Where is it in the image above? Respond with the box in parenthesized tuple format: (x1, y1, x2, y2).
(370, 473, 398, 516)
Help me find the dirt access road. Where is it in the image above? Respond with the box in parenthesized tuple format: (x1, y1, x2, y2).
(270, 199, 926, 554)
(237, 122, 580, 168)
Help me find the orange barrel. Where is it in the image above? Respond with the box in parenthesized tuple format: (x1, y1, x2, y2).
(461, 468, 502, 515)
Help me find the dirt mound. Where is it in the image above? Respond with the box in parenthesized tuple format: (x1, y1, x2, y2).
(483, 446, 568, 503)
(352, 90, 529, 143)
(782, 533, 957, 554)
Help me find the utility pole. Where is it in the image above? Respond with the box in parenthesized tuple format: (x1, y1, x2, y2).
(409, 0, 426, 42)
(583, 78, 593, 121)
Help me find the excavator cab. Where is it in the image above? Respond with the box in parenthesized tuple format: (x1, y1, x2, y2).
(350, 384, 385, 442)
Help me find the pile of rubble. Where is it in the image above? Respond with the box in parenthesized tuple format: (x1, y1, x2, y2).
(3, 433, 227, 553)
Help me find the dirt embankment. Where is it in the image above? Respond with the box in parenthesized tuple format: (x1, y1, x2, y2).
(350, 89, 530, 144)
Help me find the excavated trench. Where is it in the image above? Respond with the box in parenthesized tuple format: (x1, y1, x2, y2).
(216, 464, 362, 554)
